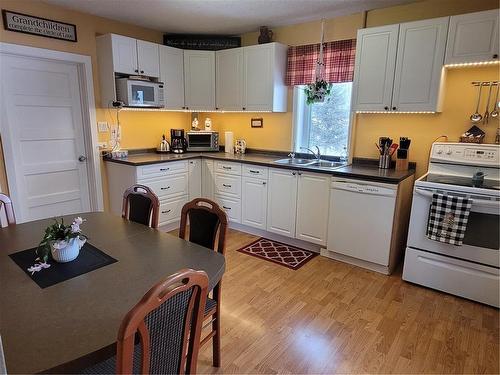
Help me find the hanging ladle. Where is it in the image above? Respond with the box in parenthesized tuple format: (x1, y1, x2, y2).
(483, 83, 493, 124)
(470, 83, 484, 123)
(491, 83, 499, 119)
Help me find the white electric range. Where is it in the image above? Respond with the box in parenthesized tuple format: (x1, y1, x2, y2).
(403, 142, 500, 307)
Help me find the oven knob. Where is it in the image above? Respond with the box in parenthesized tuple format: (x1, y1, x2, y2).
(436, 147, 443, 155)
(446, 147, 452, 155)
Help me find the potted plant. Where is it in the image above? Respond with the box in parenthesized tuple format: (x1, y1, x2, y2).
(36, 217, 87, 263)
(304, 79, 332, 104)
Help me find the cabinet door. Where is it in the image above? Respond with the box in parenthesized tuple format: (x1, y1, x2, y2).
(184, 51, 215, 110)
(201, 159, 215, 200)
(159, 45, 185, 110)
(111, 34, 138, 75)
(295, 172, 330, 246)
(242, 176, 268, 230)
(243, 44, 274, 111)
(188, 159, 202, 200)
(352, 25, 399, 112)
(445, 9, 499, 65)
(216, 48, 244, 110)
(137, 40, 160, 77)
(392, 17, 448, 112)
(266, 168, 297, 238)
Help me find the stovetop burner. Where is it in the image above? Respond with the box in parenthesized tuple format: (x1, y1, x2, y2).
(422, 174, 500, 190)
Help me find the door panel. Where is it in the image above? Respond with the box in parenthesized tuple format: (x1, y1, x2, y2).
(0, 55, 91, 223)
(159, 45, 185, 109)
(111, 34, 138, 75)
(183, 50, 215, 110)
(266, 168, 297, 237)
(137, 39, 160, 77)
(243, 45, 273, 111)
(242, 176, 267, 230)
(216, 48, 244, 110)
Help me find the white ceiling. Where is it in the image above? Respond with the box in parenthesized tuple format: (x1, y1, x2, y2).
(43, 0, 418, 35)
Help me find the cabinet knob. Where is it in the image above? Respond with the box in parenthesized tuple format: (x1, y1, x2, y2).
(298, 172, 302, 176)
(262, 182, 266, 185)
(384, 106, 389, 110)
(392, 106, 397, 111)
(215, 107, 219, 110)
(140, 70, 144, 74)
(292, 172, 296, 176)
(161, 209, 171, 214)
(134, 69, 139, 73)
(242, 107, 246, 110)
(493, 54, 498, 59)
(222, 206, 231, 210)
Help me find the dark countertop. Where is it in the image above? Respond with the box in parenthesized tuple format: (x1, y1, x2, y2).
(0, 212, 225, 373)
(105, 151, 415, 184)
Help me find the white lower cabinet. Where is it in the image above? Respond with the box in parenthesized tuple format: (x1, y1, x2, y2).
(188, 159, 201, 200)
(266, 168, 298, 238)
(242, 176, 268, 230)
(214, 195, 241, 223)
(295, 172, 330, 246)
(201, 159, 215, 200)
(159, 195, 189, 226)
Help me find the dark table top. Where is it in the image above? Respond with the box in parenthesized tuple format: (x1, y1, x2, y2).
(0, 212, 225, 374)
(105, 151, 415, 184)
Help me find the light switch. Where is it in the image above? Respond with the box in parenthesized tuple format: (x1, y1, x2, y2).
(97, 121, 108, 132)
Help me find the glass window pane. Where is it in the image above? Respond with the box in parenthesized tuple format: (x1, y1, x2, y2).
(308, 82, 352, 156)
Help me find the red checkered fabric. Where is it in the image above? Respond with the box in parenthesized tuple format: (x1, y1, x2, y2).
(285, 39, 356, 86)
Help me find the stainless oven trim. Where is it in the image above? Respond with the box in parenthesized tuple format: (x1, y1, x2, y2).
(414, 186, 500, 208)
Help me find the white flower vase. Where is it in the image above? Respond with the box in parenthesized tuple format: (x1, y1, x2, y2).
(50, 237, 86, 263)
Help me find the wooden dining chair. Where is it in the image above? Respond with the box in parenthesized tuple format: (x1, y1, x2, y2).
(83, 268, 208, 374)
(122, 185, 160, 228)
(0, 193, 16, 226)
(179, 198, 228, 367)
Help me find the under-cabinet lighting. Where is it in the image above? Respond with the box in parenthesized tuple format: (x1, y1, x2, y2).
(356, 111, 436, 114)
(118, 107, 273, 113)
(444, 61, 499, 68)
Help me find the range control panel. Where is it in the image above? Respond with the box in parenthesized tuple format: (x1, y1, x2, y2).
(431, 142, 499, 166)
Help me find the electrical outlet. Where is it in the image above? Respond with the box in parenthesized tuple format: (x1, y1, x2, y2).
(98, 142, 107, 149)
(110, 125, 118, 141)
(97, 121, 108, 132)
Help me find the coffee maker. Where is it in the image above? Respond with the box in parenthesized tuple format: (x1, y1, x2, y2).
(170, 129, 187, 154)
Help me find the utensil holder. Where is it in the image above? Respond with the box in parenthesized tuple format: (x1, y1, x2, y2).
(396, 158, 409, 171)
(379, 155, 391, 169)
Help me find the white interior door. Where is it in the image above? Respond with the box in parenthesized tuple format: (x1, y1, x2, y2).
(0, 54, 91, 223)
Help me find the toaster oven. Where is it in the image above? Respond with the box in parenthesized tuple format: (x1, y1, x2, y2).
(186, 131, 219, 152)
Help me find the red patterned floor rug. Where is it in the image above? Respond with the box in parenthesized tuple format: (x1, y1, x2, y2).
(237, 238, 318, 270)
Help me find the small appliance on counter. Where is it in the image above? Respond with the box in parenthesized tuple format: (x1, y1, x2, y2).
(376, 137, 397, 169)
(396, 137, 411, 171)
(235, 139, 247, 154)
(156, 134, 170, 153)
(186, 131, 219, 152)
(170, 129, 187, 154)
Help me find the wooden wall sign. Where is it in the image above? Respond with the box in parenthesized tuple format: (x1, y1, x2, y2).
(2, 10, 77, 42)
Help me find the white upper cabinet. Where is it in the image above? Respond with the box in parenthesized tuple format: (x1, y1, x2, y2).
(295, 172, 330, 246)
(445, 9, 499, 65)
(110, 34, 139, 75)
(243, 43, 288, 112)
(159, 45, 185, 110)
(267, 168, 298, 238)
(352, 25, 399, 112)
(137, 40, 160, 77)
(392, 17, 448, 112)
(216, 48, 244, 110)
(184, 50, 216, 110)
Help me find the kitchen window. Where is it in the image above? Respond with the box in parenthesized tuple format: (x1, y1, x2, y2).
(292, 82, 352, 158)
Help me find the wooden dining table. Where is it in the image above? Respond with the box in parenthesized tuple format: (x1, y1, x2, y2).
(0, 211, 226, 374)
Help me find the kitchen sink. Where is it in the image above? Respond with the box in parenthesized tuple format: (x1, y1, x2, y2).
(274, 158, 315, 165)
(309, 160, 346, 168)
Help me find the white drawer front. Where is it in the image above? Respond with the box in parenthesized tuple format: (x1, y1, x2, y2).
(159, 195, 188, 226)
(242, 164, 268, 180)
(145, 173, 188, 199)
(214, 161, 241, 175)
(214, 173, 241, 199)
(215, 195, 241, 223)
(137, 161, 188, 180)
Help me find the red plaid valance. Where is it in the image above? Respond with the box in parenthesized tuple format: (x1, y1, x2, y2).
(285, 39, 356, 86)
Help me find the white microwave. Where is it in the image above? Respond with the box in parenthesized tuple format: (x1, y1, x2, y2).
(115, 78, 164, 108)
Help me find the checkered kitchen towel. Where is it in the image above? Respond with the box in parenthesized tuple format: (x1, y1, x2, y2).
(426, 193, 473, 245)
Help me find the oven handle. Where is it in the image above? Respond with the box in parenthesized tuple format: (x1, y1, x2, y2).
(415, 187, 499, 207)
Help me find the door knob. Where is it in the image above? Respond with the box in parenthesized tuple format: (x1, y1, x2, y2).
(78, 155, 87, 162)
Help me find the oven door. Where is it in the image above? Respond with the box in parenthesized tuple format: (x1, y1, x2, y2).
(407, 186, 499, 267)
(186, 133, 214, 151)
(127, 81, 160, 107)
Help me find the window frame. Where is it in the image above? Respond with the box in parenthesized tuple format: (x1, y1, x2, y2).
(292, 84, 354, 160)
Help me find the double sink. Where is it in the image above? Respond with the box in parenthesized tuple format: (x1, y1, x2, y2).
(274, 158, 346, 169)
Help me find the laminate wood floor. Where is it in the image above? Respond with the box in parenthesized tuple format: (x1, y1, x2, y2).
(172, 228, 499, 374)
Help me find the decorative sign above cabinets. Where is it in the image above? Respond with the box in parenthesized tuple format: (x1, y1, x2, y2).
(2, 10, 77, 42)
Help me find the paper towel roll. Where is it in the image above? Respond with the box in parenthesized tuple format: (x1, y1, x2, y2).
(225, 131, 234, 153)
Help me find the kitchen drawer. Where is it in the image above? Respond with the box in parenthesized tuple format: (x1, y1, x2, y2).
(214, 173, 241, 199)
(144, 173, 188, 199)
(242, 164, 268, 180)
(214, 161, 241, 175)
(215, 195, 241, 223)
(137, 161, 188, 180)
(158, 195, 188, 226)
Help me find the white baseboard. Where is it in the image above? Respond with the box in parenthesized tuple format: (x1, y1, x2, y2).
(320, 248, 390, 275)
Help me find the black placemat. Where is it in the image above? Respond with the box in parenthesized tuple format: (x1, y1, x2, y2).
(9, 243, 118, 289)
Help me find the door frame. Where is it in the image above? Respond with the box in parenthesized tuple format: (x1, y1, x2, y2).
(0, 42, 104, 220)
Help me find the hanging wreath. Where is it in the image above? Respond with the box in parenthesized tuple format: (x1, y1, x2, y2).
(304, 19, 332, 105)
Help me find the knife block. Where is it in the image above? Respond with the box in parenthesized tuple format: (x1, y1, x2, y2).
(396, 157, 409, 171)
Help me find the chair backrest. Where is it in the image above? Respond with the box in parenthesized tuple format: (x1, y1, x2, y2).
(0, 193, 15, 226)
(179, 198, 228, 254)
(116, 268, 208, 374)
(122, 185, 160, 228)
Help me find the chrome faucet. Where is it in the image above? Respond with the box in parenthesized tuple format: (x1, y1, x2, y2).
(301, 146, 321, 161)
(288, 152, 296, 159)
